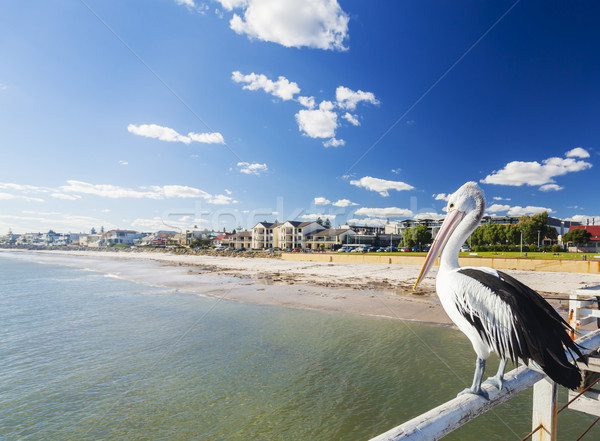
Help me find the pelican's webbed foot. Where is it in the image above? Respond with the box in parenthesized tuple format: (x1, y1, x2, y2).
(457, 386, 489, 400)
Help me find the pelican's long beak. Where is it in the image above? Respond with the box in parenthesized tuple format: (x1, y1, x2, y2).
(413, 209, 465, 289)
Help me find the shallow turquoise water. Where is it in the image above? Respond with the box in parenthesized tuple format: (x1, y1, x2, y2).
(0, 253, 597, 440)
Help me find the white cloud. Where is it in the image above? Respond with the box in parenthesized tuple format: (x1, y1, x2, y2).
(335, 86, 379, 111)
(299, 213, 336, 220)
(209, 194, 238, 205)
(433, 193, 451, 201)
(118, 160, 129, 166)
(332, 199, 357, 207)
(227, 0, 349, 51)
(565, 215, 600, 224)
(237, 162, 268, 175)
(342, 112, 360, 126)
(314, 197, 331, 205)
(493, 196, 511, 201)
(298, 96, 316, 109)
(128, 123, 190, 143)
(349, 176, 414, 197)
(51, 193, 81, 200)
(539, 183, 563, 192)
(414, 212, 445, 221)
(391, 168, 401, 174)
(565, 147, 590, 159)
(354, 207, 414, 218)
(486, 204, 510, 213)
(481, 151, 592, 189)
(232, 71, 300, 100)
(62, 181, 162, 199)
(175, 0, 196, 7)
(224, 189, 232, 195)
(346, 217, 387, 227)
(323, 137, 345, 148)
(507, 206, 554, 217)
(295, 100, 338, 139)
(128, 124, 225, 145)
(0, 192, 16, 200)
(188, 132, 226, 144)
(59, 180, 229, 203)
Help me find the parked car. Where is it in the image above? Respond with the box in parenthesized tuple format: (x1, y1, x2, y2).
(460, 245, 470, 252)
(215, 246, 225, 251)
(236, 247, 246, 252)
(400, 247, 411, 252)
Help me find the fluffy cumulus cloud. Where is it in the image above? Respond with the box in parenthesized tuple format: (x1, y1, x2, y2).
(486, 204, 511, 213)
(539, 183, 563, 192)
(414, 212, 445, 221)
(127, 124, 225, 145)
(225, 0, 349, 51)
(481, 149, 592, 190)
(323, 137, 345, 148)
(298, 96, 316, 109)
(231, 71, 300, 100)
(350, 176, 414, 197)
(295, 101, 338, 139)
(237, 162, 268, 175)
(314, 197, 331, 205)
(233, 71, 378, 148)
(332, 199, 357, 207)
(354, 207, 414, 218)
(433, 193, 451, 202)
(335, 86, 380, 111)
(346, 217, 388, 227)
(566, 147, 590, 159)
(507, 206, 554, 217)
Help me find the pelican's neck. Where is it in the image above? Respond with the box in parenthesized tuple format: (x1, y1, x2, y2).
(440, 206, 483, 272)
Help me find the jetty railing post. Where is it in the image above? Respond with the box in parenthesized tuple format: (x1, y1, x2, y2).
(531, 377, 558, 441)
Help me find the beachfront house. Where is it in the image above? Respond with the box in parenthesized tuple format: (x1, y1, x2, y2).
(304, 227, 356, 251)
(101, 230, 142, 246)
(277, 221, 323, 250)
(228, 231, 252, 249)
(251, 222, 281, 249)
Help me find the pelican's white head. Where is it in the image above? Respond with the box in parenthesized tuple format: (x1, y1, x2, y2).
(413, 182, 485, 289)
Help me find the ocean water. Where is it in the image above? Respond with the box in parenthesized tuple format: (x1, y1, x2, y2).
(0, 253, 598, 440)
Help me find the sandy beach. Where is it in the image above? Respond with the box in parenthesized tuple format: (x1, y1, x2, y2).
(4, 249, 600, 325)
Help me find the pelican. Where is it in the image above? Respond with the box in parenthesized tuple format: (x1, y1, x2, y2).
(413, 182, 582, 398)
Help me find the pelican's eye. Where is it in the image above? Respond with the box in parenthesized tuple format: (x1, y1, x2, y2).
(449, 202, 455, 210)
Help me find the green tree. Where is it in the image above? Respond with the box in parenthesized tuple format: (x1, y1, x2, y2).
(518, 212, 550, 245)
(403, 227, 414, 248)
(563, 228, 591, 244)
(316, 217, 324, 226)
(412, 225, 432, 250)
(90, 227, 97, 234)
(324, 218, 331, 229)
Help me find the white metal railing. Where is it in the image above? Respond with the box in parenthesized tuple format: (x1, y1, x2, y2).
(368, 330, 600, 441)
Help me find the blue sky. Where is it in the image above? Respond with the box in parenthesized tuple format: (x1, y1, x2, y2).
(1, 0, 598, 234)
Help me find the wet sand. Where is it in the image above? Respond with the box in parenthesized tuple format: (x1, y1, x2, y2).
(3, 249, 600, 325)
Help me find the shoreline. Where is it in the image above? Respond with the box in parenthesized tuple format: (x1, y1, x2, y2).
(3, 248, 600, 325)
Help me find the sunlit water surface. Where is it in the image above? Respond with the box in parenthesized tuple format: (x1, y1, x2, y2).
(0, 253, 597, 440)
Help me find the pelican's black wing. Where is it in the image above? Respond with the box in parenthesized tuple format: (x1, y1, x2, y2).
(458, 268, 583, 389)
